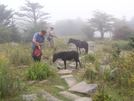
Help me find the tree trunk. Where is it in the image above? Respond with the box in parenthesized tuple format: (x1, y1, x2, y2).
(100, 31, 104, 40)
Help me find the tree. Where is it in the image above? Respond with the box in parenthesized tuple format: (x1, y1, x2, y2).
(0, 4, 21, 43)
(112, 18, 134, 40)
(112, 25, 134, 40)
(0, 4, 13, 26)
(17, 0, 49, 32)
(88, 10, 114, 40)
(128, 16, 134, 30)
(82, 25, 95, 40)
(16, 0, 50, 41)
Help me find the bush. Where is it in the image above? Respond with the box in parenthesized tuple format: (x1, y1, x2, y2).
(112, 40, 132, 50)
(93, 83, 113, 101)
(83, 64, 97, 83)
(0, 56, 20, 99)
(84, 54, 96, 63)
(25, 62, 56, 80)
(10, 46, 32, 66)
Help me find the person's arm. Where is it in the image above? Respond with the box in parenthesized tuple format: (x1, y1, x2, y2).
(50, 31, 58, 38)
(37, 42, 44, 46)
(32, 39, 41, 49)
(32, 33, 41, 49)
(38, 36, 45, 46)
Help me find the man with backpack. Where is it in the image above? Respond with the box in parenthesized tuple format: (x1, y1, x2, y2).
(32, 30, 47, 61)
(47, 27, 58, 50)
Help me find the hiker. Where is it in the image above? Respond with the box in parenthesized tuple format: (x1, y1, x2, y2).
(47, 27, 57, 50)
(31, 30, 47, 61)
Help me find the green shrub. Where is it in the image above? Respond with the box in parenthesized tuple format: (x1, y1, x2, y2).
(112, 40, 132, 50)
(93, 91, 113, 101)
(112, 46, 121, 59)
(10, 46, 32, 66)
(83, 64, 97, 83)
(84, 54, 96, 63)
(25, 62, 56, 80)
(110, 52, 134, 100)
(0, 56, 20, 99)
(102, 46, 112, 53)
(93, 84, 113, 101)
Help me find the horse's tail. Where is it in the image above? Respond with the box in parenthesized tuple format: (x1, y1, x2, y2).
(85, 42, 88, 54)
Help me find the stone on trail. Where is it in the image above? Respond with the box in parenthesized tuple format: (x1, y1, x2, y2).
(55, 85, 65, 90)
(41, 90, 62, 101)
(58, 70, 72, 75)
(69, 81, 98, 95)
(65, 77, 77, 87)
(22, 94, 38, 101)
(59, 91, 80, 100)
(75, 97, 93, 101)
(28, 80, 36, 85)
(57, 60, 64, 65)
(60, 75, 73, 78)
(57, 66, 64, 70)
(39, 80, 49, 84)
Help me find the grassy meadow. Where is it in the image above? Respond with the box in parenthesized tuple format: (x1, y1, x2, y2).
(0, 36, 134, 101)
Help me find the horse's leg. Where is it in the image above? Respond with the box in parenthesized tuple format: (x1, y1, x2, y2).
(78, 60, 81, 67)
(64, 60, 66, 69)
(75, 61, 78, 69)
(76, 46, 78, 52)
(79, 47, 81, 54)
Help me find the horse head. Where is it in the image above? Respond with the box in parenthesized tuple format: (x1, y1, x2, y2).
(53, 53, 58, 62)
(68, 38, 73, 44)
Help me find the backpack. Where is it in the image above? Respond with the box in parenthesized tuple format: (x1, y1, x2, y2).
(33, 49, 42, 58)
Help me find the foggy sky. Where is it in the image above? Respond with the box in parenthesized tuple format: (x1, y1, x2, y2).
(1, 0, 134, 24)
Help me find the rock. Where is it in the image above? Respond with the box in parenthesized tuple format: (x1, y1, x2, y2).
(65, 77, 77, 87)
(87, 41, 95, 47)
(28, 80, 36, 85)
(39, 80, 49, 84)
(55, 85, 65, 90)
(100, 65, 110, 72)
(57, 66, 64, 70)
(60, 75, 73, 78)
(57, 60, 64, 65)
(69, 64, 76, 67)
(75, 97, 92, 101)
(22, 94, 38, 101)
(88, 51, 94, 54)
(41, 90, 62, 101)
(18, 65, 29, 68)
(58, 70, 72, 75)
(69, 62, 76, 67)
(11, 42, 19, 46)
(69, 81, 98, 95)
(59, 91, 80, 100)
(110, 68, 118, 73)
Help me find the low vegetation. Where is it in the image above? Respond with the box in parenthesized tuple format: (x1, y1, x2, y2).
(0, 37, 134, 101)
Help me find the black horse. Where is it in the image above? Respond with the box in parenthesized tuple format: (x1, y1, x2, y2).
(68, 38, 88, 54)
(53, 51, 81, 69)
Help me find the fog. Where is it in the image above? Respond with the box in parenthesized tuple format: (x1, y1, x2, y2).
(1, 0, 134, 24)
(0, 0, 134, 42)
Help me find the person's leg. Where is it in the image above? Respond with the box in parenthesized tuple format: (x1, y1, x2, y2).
(48, 41, 51, 49)
(50, 39, 54, 49)
(51, 38, 56, 50)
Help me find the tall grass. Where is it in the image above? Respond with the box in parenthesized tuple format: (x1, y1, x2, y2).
(0, 56, 21, 99)
(0, 43, 32, 66)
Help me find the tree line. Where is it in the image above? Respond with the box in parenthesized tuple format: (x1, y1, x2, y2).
(0, 0, 134, 43)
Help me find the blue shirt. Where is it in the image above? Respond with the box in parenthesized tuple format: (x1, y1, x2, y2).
(32, 32, 45, 49)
